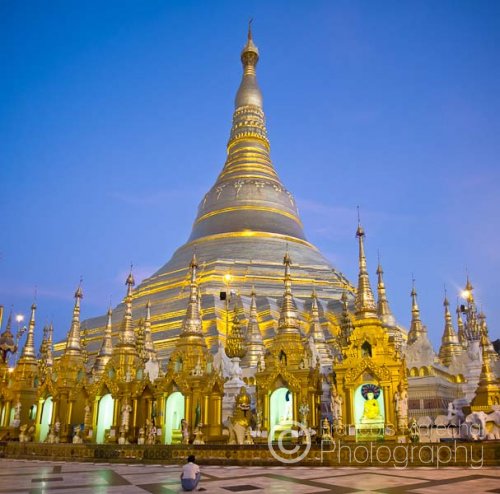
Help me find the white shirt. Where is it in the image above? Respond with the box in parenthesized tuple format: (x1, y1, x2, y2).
(182, 462, 200, 480)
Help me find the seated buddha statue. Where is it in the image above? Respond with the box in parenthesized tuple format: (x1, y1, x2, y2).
(362, 391, 382, 422)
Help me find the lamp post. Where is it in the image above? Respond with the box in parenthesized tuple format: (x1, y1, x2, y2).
(222, 273, 233, 340)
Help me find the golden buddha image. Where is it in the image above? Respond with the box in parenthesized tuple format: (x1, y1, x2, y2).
(361, 384, 383, 422)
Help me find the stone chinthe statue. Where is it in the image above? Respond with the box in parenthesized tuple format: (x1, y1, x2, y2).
(227, 386, 253, 445)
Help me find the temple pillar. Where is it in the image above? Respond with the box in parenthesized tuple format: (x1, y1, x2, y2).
(66, 400, 73, 425)
(207, 392, 222, 437)
(132, 398, 138, 428)
(34, 397, 43, 441)
(185, 394, 192, 429)
(92, 397, 99, 431)
(203, 393, 209, 426)
(382, 384, 390, 429)
(3, 401, 11, 427)
(263, 392, 270, 433)
(112, 398, 120, 428)
(344, 387, 353, 427)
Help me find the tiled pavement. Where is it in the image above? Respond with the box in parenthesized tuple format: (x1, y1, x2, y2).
(0, 460, 498, 494)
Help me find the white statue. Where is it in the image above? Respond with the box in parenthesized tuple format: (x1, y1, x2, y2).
(255, 408, 263, 436)
(308, 335, 320, 368)
(144, 358, 160, 381)
(46, 425, 56, 444)
(121, 401, 132, 430)
(19, 424, 34, 442)
(394, 382, 408, 431)
(137, 427, 145, 445)
(72, 427, 83, 444)
(144, 418, 156, 445)
(53, 418, 61, 443)
(331, 386, 343, 425)
(191, 357, 203, 376)
(181, 418, 190, 444)
(12, 402, 21, 427)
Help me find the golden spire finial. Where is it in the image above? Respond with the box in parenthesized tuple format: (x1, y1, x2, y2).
(407, 277, 427, 344)
(375, 253, 395, 326)
(20, 299, 37, 361)
(278, 250, 300, 333)
(182, 257, 203, 334)
(126, 264, 135, 296)
(308, 289, 324, 342)
(245, 286, 264, 367)
(65, 280, 84, 356)
(235, 19, 262, 108)
(142, 299, 156, 361)
(94, 305, 113, 374)
(46, 322, 54, 368)
(470, 328, 499, 408)
(354, 212, 377, 318)
(118, 267, 136, 347)
(439, 286, 462, 366)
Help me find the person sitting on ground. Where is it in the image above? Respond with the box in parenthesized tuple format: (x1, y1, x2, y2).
(180, 455, 205, 491)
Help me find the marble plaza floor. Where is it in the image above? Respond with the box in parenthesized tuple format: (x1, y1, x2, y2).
(0, 460, 499, 494)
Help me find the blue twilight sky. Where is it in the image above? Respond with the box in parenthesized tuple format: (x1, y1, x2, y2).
(1, 0, 499, 350)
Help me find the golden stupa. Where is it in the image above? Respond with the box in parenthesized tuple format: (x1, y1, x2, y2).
(67, 24, 359, 363)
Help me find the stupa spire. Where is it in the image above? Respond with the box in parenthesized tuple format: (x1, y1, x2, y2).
(188, 24, 306, 243)
(471, 329, 500, 408)
(243, 287, 265, 367)
(438, 292, 462, 366)
(65, 282, 84, 356)
(407, 279, 427, 344)
(277, 250, 300, 333)
(235, 18, 262, 108)
(340, 290, 354, 347)
(376, 257, 395, 326)
(119, 268, 136, 347)
(94, 307, 113, 374)
(456, 303, 467, 347)
(143, 300, 157, 361)
(46, 323, 54, 368)
(20, 302, 37, 361)
(308, 290, 331, 366)
(182, 254, 203, 334)
(39, 323, 54, 375)
(354, 215, 377, 318)
(308, 290, 324, 340)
